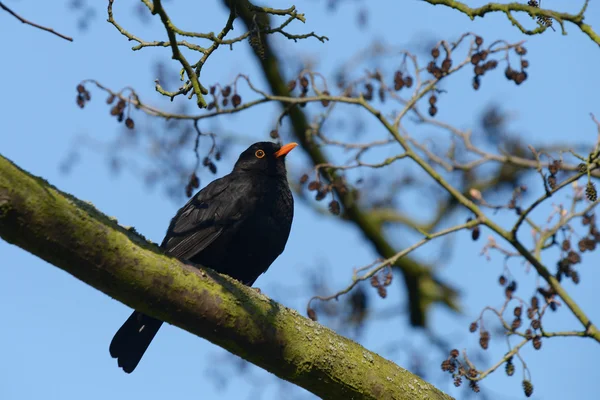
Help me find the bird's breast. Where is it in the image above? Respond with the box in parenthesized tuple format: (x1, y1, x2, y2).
(239, 179, 293, 245)
(252, 180, 292, 227)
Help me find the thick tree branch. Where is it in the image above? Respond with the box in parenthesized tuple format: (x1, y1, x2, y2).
(0, 154, 452, 400)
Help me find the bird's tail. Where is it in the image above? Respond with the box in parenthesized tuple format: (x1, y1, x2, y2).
(109, 311, 163, 373)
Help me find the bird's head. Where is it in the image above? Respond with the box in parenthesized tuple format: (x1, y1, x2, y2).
(233, 141, 298, 177)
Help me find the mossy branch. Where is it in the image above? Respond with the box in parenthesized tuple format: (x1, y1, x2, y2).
(0, 154, 453, 400)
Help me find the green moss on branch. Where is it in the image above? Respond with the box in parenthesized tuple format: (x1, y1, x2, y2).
(0, 154, 452, 400)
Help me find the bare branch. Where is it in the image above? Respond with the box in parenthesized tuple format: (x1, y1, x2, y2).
(0, 1, 73, 42)
(423, 0, 599, 47)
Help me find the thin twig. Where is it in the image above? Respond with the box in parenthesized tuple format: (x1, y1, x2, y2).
(0, 1, 73, 42)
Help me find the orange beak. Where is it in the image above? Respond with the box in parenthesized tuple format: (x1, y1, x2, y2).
(274, 142, 298, 158)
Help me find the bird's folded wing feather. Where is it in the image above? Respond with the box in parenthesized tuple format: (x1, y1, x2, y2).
(160, 174, 253, 260)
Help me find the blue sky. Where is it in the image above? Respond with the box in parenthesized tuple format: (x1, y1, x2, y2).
(1, 1, 599, 399)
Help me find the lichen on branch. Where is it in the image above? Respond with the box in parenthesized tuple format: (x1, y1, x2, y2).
(0, 154, 453, 400)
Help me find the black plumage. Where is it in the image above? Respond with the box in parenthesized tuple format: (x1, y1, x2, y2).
(109, 141, 297, 373)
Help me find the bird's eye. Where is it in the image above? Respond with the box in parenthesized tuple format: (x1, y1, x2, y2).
(255, 149, 265, 159)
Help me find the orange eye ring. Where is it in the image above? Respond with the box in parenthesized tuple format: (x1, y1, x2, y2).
(255, 149, 265, 159)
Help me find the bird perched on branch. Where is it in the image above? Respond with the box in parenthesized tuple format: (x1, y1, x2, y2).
(109, 141, 297, 373)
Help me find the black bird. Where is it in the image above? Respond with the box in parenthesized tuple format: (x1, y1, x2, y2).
(109, 141, 297, 373)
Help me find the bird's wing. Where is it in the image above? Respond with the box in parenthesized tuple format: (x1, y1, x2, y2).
(160, 174, 253, 260)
